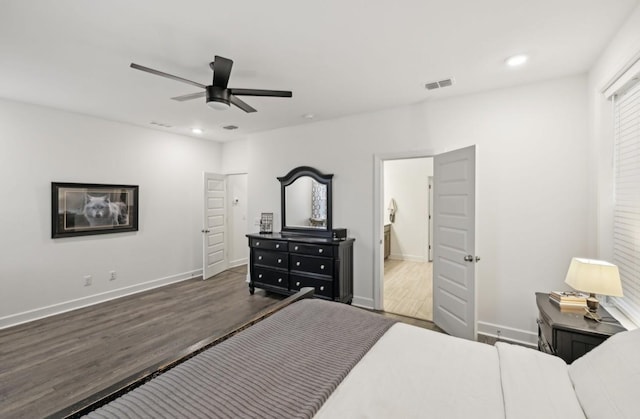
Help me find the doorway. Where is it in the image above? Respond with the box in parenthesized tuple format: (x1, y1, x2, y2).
(382, 157, 434, 321)
(374, 146, 477, 340)
(202, 172, 228, 280)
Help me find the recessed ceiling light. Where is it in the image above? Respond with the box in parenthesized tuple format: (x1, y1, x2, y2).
(505, 54, 528, 67)
(191, 128, 203, 134)
(302, 113, 314, 120)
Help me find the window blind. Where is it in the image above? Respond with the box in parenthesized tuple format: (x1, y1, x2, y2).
(613, 78, 640, 320)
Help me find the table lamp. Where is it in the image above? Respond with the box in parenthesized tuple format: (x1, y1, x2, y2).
(564, 258, 623, 321)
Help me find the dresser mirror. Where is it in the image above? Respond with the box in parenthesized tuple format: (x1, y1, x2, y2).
(278, 166, 333, 237)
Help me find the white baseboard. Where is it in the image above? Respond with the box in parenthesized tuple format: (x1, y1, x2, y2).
(388, 254, 428, 263)
(0, 269, 202, 330)
(477, 321, 537, 347)
(352, 296, 374, 309)
(228, 258, 248, 268)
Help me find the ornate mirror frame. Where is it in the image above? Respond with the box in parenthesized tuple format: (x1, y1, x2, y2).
(278, 166, 333, 237)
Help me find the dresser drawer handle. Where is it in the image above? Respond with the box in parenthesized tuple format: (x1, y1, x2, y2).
(258, 274, 262, 279)
(294, 246, 299, 251)
(318, 249, 323, 253)
(258, 256, 263, 260)
(276, 244, 280, 248)
(256, 241, 260, 246)
(320, 264, 325, 270)
(296, 262, 301, 266)
(277, 259, 282, 263)
(320, 286, 324, 291)
(278, 278, 282, 283)
(296, 282, 300, 286)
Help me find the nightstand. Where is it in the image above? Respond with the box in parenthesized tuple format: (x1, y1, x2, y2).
(536, 292, 626, 364)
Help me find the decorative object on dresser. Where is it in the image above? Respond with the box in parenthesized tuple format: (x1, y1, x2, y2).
(564, 258, 623, 321)
(247, 166, 354, 303)
(332, 228, 347, 240)
(259, 212, 273, 234)
(536, 292, 625, 363)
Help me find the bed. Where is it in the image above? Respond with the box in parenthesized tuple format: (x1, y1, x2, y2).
(69, 292, 639, 419)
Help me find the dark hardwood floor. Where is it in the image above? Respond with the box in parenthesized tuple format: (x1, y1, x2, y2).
(0, 265, 446, 418)
(0, 265, 284, 418)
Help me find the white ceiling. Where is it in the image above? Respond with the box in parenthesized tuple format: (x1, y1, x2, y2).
(1, 0, 637, 142)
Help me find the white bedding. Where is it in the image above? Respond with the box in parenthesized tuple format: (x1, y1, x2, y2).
(569, 328, 640, 419)
(315, 323, 587, 419)
(316, 323, 504, 418)
(495, 342, 584, 419)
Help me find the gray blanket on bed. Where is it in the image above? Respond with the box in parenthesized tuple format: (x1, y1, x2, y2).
(85, 299, 396, 419)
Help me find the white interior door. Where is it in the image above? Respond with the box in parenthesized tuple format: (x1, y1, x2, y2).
(433, 146, 476, 340)
(203, 173, 227, 280)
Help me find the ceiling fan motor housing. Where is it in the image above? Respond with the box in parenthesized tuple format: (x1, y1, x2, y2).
(206, 86, 230, 109)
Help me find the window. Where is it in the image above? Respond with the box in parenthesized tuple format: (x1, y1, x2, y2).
(613, 76, 640, 322)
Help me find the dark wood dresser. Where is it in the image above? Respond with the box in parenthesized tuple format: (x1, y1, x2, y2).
(536, 292, 625, 363)
(247, 233, 354, 304)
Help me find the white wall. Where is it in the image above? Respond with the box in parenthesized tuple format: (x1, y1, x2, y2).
(383, 158, 433, 261)
(226, 174, 249, 267)
(247, 74, 589, 342)
(0, 99, 223, 327)
(222, 138, 249, 174)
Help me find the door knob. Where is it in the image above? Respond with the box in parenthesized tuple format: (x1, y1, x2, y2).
(464, 255, 480, 262)
(201, 229, 210, 233)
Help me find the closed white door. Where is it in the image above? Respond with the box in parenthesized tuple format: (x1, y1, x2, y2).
(433, 146, 477, 340)
(203, 173, 227, 280)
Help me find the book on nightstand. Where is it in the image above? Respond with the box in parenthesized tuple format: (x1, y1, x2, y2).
(549, 291, 588, 312)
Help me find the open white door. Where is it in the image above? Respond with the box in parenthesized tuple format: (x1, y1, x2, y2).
(203, 173, 227, 280)
(433, 146, 476, 340)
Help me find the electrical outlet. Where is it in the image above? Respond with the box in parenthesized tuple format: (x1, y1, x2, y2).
(109, 271, 117, 281)
(84, 275, 92, 286)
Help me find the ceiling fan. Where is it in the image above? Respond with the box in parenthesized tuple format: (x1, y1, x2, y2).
(130, 56, 292, 113)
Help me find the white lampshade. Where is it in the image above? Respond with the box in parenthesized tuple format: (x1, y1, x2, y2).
(564, 258, 623, 297)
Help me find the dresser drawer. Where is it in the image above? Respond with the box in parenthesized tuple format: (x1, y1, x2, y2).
(290, 275, 333, 299)
(290, 254, 333, 276)
(289, 242, 334, 257)
(252, 267, 288, 289)
(250, 238, 287, 251)
(254, 249, 288, 269)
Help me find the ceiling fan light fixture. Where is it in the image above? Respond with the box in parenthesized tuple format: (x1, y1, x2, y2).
(206, 85, 230, 110)
(207, 99, 230, 111)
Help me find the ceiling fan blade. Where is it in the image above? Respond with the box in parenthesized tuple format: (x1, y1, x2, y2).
(229, 88, 292, 98)
(229, 94, 257, 113)
(211, 56, 233, 89)
(171, 91, 206, 101)
(130, 63, 206, 89)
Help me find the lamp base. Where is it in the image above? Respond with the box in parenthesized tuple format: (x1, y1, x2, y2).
(584, 293, 601, 322)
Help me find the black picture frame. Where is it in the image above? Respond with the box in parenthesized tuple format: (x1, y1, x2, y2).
(51, 182, 139, 238)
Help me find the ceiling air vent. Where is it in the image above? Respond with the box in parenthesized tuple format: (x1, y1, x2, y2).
(223, 125, 239, 130)
(150, 121, 173, 128)
(425, 77, 455, 91)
